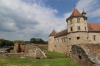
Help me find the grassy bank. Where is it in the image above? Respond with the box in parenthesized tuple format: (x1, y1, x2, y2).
(0, 50, 81, 66)
(0, 57, 80, 66)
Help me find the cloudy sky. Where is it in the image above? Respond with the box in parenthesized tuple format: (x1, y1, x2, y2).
(0, 0, 100, 41)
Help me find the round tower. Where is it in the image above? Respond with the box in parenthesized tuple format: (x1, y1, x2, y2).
(66, 8, 88, 33)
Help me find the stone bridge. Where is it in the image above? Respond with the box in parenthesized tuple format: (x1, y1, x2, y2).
(24, 44, 46, 59)
(71, 44, 100, 66)
(0, 44, 46, 59)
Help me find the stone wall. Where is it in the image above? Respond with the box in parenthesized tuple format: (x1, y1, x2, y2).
(24, 44, 46, 59)
(49, 32, 90, 54)
(71, 44, 100, 66)
(14, 43, 27, 53)
(0, 44, 46, 59)
(0, 53, 24, 57)
(48, 31, 100, 55)
(48, 36, 55, 51)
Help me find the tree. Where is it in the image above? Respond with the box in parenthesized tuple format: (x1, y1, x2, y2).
(30, 38, 47, 44)
(30, 38, 37, 43)
(0, 41, 2, 47)
(0, 39, 14, 47)
(13, 40, 25, 43)
(36, 38, 45, 44)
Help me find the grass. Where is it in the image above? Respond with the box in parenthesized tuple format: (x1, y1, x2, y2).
(10, 49, 14, 53)
(0, 57, 81, 66)
(43, 50, 65, 59)
(0, 50, 81, 66)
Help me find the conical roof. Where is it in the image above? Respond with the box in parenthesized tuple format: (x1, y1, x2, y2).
(49, 30, 56, 36)
(70, 8, 82, 17)
(66, 8, 84, 22)
(82, 10, 86, 14)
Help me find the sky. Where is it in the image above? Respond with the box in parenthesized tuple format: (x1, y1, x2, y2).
(0, 0, 100, 41)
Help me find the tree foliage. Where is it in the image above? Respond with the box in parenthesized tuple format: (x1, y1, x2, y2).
(0, 39, 14, 47)
(30, 38, 47, 44)
(30, 38, 36, 43)
(13, 40, 25, 43)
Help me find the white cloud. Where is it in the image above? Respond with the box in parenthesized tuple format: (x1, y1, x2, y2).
(76, 0, 100, 18)
(1, 0, 100, 41)
(0, 0, 66, 41)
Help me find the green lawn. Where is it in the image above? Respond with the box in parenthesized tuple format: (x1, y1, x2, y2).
(0, 50, 81, 66)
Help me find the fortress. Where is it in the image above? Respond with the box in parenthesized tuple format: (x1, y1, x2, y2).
(48, 7, 100, 55)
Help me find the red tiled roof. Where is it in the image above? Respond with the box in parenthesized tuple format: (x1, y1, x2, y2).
(49, 30, 56, 36)
(87, 22, 100, 31)
(70, 8, 82, 17)
(66, 8, 84, 22)
(55, 29, 68, 37)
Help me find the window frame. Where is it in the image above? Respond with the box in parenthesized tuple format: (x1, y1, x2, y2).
(77, 26, 80, 30)
(70, 27, 73, 31)
(93, 35, 96, 41)
(77, 18, 80, 23)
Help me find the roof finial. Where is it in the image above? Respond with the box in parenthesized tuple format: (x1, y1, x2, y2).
(74, 5, 76, 8)
(82, 9, 86, 14)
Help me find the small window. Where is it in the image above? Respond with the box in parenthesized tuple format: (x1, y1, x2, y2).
(87, 37, 88, 39)
(66, 37, 67, 41)
(69, 38, 71, 40)
(85, 27, 86, 30)
(70, 27, 73, 31)
(64, 38, 65, 42)
(77, 26, 80, 30)
(62, 38, 63, 42)
(77, 18, 80, 23)
(77, 37, 80, 40)
(78, 55, 82, 59)
(93, 35, 96, 41)
(70, 19, 72, 24)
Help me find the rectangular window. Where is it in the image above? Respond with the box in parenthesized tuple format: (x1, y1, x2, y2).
(77, 26, 80, 30)
(77, 18, 80, 23)
(70, 27, 73, 31)
(93, 35, 96, 41)
(87, 37, 88, 39)
(62, 38, 63, 42)
(85, 27, 86, 30)
(64, 38, 65, 42)
(70, 19, 72, 24)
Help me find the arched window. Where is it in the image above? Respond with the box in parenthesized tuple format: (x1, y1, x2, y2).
(70, 27, 73, 31)
(77, 18, 80, 23)
(77, 26, 80, 30)
(70, 19, 72, 24)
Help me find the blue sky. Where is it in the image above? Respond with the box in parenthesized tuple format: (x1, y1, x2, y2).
(45, 0, 78, 17)
(0, 0, 100, 41)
